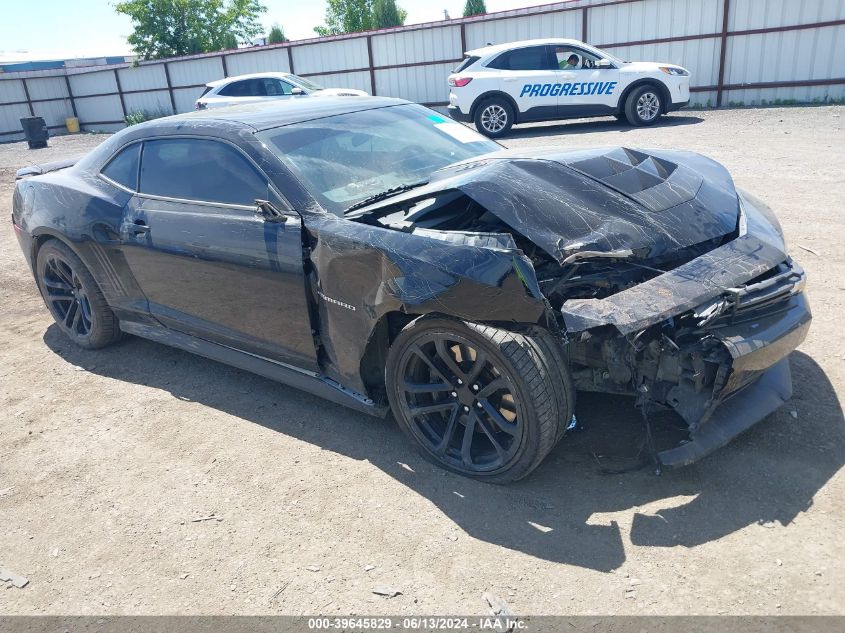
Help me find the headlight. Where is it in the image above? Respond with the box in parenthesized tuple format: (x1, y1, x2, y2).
(659, 66, 689, 76)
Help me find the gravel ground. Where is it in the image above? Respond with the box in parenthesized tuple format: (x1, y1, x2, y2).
(0, 107, 843, 616)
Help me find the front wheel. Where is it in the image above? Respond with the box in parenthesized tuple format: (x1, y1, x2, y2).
(385, 317, 574, 483)
(473, 97, 515, 138)
(36, 239, 121, 349)
(624, 85, 663, 126)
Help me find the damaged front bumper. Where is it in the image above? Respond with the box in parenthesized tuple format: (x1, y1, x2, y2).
(561, 194, 812, 467)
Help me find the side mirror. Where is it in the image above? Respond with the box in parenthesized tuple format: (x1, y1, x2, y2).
(597, 59, 613, 69)
(255, 199, 289, 222)
(290, 87, 305, 95)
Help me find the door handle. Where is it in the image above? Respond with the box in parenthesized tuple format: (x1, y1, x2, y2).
(131, 218, 149, 235)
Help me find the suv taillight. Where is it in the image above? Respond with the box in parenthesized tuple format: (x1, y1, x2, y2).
(448, 76, 472, 87)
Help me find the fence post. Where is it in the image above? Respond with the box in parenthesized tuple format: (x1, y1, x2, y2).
(63, 74, 78, 119)
(460, 23, 466, 53)
(716, 0, 731, 107)
(366, 35, 376, 96)
(163, 62, 177, 114)
(287, 46, 295, 74)
(21, 78, 34, 116)
(582, 6, 589, 41)
(114, 69, 127, 120)
(221, 55, 229, 77)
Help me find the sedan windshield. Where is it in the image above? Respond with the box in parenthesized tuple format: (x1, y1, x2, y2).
(258, 104, 500, 214)
(290, 74, 324, 91)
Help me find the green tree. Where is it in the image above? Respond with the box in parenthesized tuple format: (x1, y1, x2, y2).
(267, 23, 288, 43)
(221, 32, 239, 49)
(314, 0, 373, 36)
(462, 0, 486, 17)
(372, 0, 406, 28)
(115, 0, 267, 59)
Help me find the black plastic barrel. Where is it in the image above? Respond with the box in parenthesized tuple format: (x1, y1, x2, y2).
(20, 116, 49, 149)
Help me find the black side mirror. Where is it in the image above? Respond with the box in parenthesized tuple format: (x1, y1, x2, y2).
(255, 199, 289, 222)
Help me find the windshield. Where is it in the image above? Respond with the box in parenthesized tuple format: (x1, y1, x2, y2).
(258, 104, 500, 215)
(290, 74, 324, 91)
(588, 44, 625, 65)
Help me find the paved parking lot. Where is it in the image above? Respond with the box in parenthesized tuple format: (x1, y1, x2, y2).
(0, 106, 843, 615)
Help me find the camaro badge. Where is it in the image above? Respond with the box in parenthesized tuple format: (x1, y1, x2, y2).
(317, 290, 356, 311)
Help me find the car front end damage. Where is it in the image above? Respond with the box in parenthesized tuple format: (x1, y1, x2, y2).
(339, 147, 811, 467)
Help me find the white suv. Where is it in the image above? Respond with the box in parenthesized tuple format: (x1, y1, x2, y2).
(447, 39, 690, 137)
(195, 72, 368, 110)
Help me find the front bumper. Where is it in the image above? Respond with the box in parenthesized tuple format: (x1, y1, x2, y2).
(658, 291, 811, 467)
(447, 105, 472, 123)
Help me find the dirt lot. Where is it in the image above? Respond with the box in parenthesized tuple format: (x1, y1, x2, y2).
(1, 107, 843, 616)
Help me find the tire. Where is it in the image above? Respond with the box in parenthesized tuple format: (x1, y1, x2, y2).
(473, 97, 515, 138)
(614, 112, 628, 123)
(624, 85, 663, 126)
(36, 239, 121, 349)
(385, 316, 574, 483)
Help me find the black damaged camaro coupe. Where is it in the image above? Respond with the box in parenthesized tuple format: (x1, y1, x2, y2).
(13, 98, 811, 482)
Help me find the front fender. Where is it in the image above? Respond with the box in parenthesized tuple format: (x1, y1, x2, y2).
(304, 214, 548, 393)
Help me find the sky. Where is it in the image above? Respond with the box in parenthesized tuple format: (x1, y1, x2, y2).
(0, 0, 556, 61)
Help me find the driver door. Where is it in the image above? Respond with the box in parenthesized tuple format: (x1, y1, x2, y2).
(552, 46, 621, 116)
(118, 137, 318, 370)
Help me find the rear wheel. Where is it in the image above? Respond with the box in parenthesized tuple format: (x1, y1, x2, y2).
(385, 317, 574, 483)
(473, 97, 515, 138)
(624, 85, 663, 126)
(36, 240, 121, 349)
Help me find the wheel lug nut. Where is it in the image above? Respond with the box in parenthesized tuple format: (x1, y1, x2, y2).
(472, 384, 479, 391)
(450, 391, 457, 398)
(463, 406, 470, 413)
(456, 379, 463, 385)
(477, 402, 483, 409)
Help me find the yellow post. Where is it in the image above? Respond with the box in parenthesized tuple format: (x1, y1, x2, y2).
(65, 117, 80, 134)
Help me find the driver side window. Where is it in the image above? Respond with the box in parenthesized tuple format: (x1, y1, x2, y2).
(554, 47, 603, 70)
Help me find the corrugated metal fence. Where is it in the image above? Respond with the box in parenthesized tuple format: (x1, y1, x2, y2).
(1, 0, 843, 141)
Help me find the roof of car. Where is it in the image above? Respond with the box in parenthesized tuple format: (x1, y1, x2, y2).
(206, 71, 294, 87)
(466, 38, 587, 57)
(164, 96, 410, 131)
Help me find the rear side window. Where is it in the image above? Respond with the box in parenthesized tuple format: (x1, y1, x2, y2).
(219, 78, 266, 97)
(139, 138, 267, 206)
(101, 143, 140, 190)
(454, 56, 480, 72)
(488, 46, 556, 71)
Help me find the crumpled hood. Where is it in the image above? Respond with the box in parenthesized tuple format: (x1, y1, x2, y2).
(427, 146, 740, 263)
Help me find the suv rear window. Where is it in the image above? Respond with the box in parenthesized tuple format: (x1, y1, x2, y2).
(454, 56, 480, 72)
(487, 46, 556, 71)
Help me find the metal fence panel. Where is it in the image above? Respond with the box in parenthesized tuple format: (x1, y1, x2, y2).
(224, 48, 291, 75)
(293, 38, 369, 75)
(0, 103, 31, 139)
(372, 25, 461, 66)
(0, 79, 27, 104)
(465, 11, 582, 50)
(167, 57, 224, 87)
(74, 95, 123, 123)
(173, 86, 205, 113)
(729, 0, 845, 31)
(725, 83, 845, 105)
(25, 76, 69, 101)
(725, 24, 845, 84)
(124, 91, 173, 115)
(33, 99, 73, 128)
(117, 64, 168, 92)
(590, 0, 723, 44)
(69, 70, 118, 96)
(376, 63, 455, 104)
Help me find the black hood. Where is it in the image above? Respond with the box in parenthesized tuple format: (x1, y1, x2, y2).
(360, 147, 741, 264)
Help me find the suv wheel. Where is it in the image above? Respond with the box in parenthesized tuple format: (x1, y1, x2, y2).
(624, 85, 663, 126)
(474, 97, 514, 138)
(385, 317, 574, 483)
